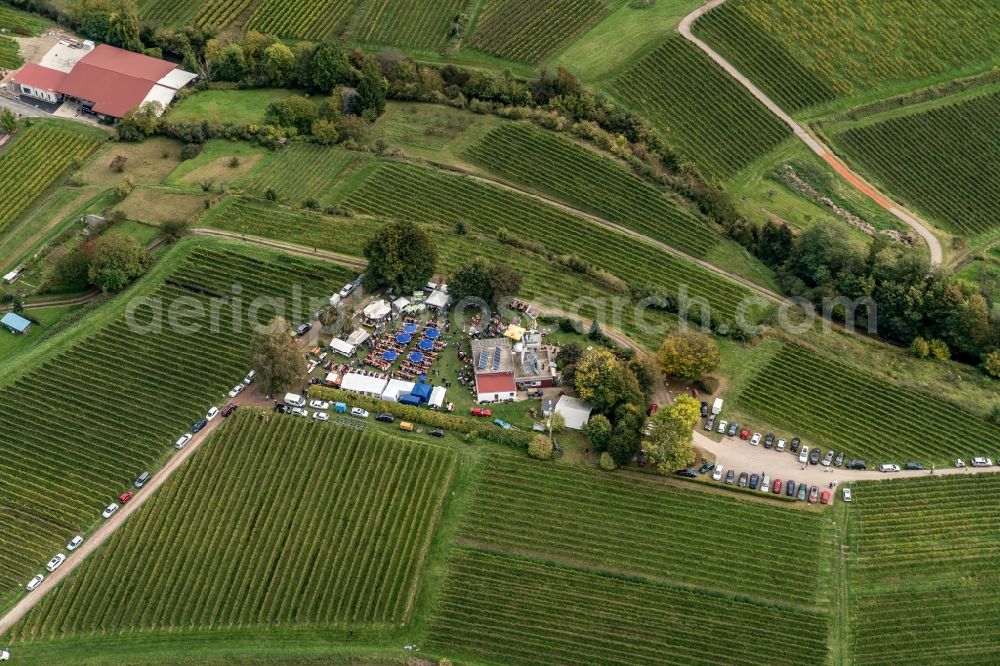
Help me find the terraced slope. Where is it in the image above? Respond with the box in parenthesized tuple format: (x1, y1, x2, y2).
(738, 344, 1000, 463)
(832, 92, 1000, 236)
(467, 123, 714, 257)
(611, 36, 791, 178)
(846, 476, 1000, 665)
(339, 161, 759, 323)
(6, 414, 455, 639)
(0, 246, 351, 601)
(694, 0, 1000, 104)
(428, 454, 831, 665)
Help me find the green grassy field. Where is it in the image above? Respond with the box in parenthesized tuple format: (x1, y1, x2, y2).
(694, 0, 1000, 113)
(338, 160, 762, 323)
(466, 122, 715, 258)
(6, 413, 455, 640)
(844, 475, 1000, 665)
(0, 122, 104, 235)
(829, 91, 1000, 237)
(0, 243, 352, 608)
(734, 343, 1000, 465)
(167, 89, 298, 125)
(427, 453, 832, 665)
(610, 36, 791, 179)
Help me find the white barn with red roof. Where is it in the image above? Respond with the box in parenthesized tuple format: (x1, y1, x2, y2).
(11, 44, 196, 119)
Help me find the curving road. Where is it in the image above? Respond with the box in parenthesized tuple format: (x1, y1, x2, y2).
(678, 0, 943, 265)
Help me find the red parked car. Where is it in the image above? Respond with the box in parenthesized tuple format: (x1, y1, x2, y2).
(119, 491, 134, 504)
(221, 403, 238, 417)
(647, 403, 659, 416)
(739, 429, 751, 440)
(772, 479, 782, 495)
(821, 490, 831, 505)
(470, 407, 492, 417)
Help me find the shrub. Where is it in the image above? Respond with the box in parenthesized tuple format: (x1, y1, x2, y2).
(228, 156, 240, 168)
(983, 350, 1000, 379)
(599, 451, 617, 471)
(910, 336, 930, 359)
(528, 435, 553, 461)
(180, 143, 203, 160)
(928, 338, 951, 361)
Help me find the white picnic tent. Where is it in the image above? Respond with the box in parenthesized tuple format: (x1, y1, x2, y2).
(363, 299, 391, 321)
(429, 386, 447, 409)
(340, 373, 388, 397)
(554, 395, 593, 431)
(381, 378, 416, 402)
(330, 338, 355, 356)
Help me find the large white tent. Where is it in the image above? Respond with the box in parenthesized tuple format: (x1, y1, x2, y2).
(381, 378, 416, 403)
(429, 386, 447, 410)
(340, 373, 388, 397)
(330, 338, 356, 356)
(363, 299, 391, 321)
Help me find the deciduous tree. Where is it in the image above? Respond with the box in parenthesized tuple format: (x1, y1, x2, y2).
(250, 316, 305, 395)
(86, 233, 149, 292)
(645, 396, 700, 474)
(656, 330, 720, 383)
(362, 219, 437, 293)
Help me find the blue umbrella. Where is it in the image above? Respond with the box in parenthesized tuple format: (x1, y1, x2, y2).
(395, 333, 412, 345)
(424, 327, 440, 340)
(382, 350, 398, 362)
(403, 323, 418, 335)
(418, 339, 434, 352)
(408, 352, 425, 363)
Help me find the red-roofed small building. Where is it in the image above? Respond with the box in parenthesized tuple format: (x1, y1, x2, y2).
(11, 43, 196, 119)
(471, 337, 519, 403)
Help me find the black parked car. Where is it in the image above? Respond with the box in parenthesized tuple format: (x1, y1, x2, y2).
(834, 452, 845, 467)
(790, 437, 801, 453)
(700, 401, 710, 418)
(749, 473, 760, 490)
(785, 480, 797, 498)
(429, 428, 445, 437)
(295, 322, 312, 337)
(764, 433, 775, 449)
(904, 461, 924, 471)
(275, 403, 288, 414)
(725, 469, 735, 485)
(375, 413, 395, 423)
(675, 469, 698, 478)
(726, 422, 740, 437)
(846, 460, 867, 470)
(191, 418, 208, 433)
(809, 447, 822, 465)
(738, 472, 749, 488)
(704, 416, 716, 431)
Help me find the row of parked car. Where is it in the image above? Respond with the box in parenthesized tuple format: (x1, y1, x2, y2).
(27, 371, 258, 595)
(677, 462, 837, 504)
(706, 414, 869, 470)
(278, 396, 450, 437)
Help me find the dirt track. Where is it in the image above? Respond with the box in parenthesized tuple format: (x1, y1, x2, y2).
(678, 0, 943, 265)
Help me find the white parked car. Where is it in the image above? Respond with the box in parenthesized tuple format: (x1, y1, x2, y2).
(310, 400, 330, 410)
(351, 407, 370, 419)
(798, 446, 809, 465)
(776, 439, 786, 452)
(313, 411, 329, 421)
(750, 432, 761, 446)
(25, 574, 43, 591)
(205, 406, 220, 421)
(243, 370, 256, 385)
(102, 503, 120, 519)
(0, 648, 9, 660)
(45, 554, 66, 572)
(175, 433, 192, 450)
(291, 407, 309, 417)
(716, 420, 728, 435)
(972, 457, 993, 467)
(228, 384, 244, 398)
(338, 283, 354, 298)
(842, 488, 853, 502)
(712, 465, 724, 481)
(955, 459, 966, 468)
(67, 535, 84, 551)
(761, 475, 770, 493)
(879, 464, 900, 473)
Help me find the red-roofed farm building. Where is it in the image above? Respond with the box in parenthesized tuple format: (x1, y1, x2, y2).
(11, 44, 196, 120)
